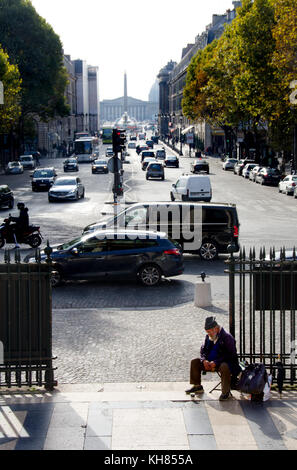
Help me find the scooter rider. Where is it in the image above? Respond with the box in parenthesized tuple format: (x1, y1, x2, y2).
(9, 202, 29, 248)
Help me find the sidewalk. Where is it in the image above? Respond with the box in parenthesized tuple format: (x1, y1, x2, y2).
(0, 382, 296, 450)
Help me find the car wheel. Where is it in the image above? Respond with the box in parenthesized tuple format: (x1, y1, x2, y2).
(28, 234, 42, 248)
(81, 190, 85, 199)
(8, 199, 14, 209)
(199, 241, 218, 261)
(170, 192, 175, 201)
(48, 197, 53, 203)
(261, 178, 264, 185)
(50, 268, 63, 288)
(181, 195, 188, 201)
(138, 264, 162, 287)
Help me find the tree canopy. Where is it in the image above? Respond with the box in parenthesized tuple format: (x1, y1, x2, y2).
(0, 46, 22, 133)
(0, 0, 69, 120)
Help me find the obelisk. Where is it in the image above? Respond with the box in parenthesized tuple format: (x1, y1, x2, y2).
(124, 72, 128, 113)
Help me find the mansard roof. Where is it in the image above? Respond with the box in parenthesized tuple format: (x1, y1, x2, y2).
(100, 96, 149, 105)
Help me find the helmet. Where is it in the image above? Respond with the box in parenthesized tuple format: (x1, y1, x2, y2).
(17, 202, 25, 210)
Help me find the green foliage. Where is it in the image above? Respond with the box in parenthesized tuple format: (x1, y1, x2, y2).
(0, 46, 21, 133)
(0, 0, 69, 120)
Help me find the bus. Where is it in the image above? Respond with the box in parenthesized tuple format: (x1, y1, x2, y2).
(102, 127, 113, 144)
(74, 137, 97, 163)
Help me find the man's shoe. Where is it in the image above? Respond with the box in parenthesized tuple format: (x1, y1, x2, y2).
(185, 385, 204, 395)
(219, 392, 230, 401)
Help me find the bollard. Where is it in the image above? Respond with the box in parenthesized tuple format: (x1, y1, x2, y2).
(194, 272, 212, 308)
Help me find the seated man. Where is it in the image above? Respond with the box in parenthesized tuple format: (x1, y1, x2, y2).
(185, 316, 241, 401)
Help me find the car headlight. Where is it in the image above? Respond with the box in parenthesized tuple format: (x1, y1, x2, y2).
(68, 188, 76, 194)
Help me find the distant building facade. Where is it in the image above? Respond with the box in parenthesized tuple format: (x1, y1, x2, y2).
(100, 73, 158, 125)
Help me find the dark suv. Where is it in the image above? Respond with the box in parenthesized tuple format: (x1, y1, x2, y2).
(255, 167, 281, 186)
(0, 185, 14, 209)
(26, 230, 184, 287)
(83, 202, 240, 261)
(31, 168, 57, 191)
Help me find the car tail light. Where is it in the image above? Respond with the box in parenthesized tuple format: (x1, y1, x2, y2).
(163, 248, 181, 256)
(292, 183, 296, 187)
(233, 225, 239, 238)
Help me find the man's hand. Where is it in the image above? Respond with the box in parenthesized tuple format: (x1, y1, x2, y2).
(203, 360, 211, 371)
(210, 361, 216, 372)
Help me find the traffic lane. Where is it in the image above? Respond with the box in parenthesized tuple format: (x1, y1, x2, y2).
(51, 256, 228, 309)
(125, 147, 189, 203)
(209, 157, 297, 250)
(0, 156, 114, 249)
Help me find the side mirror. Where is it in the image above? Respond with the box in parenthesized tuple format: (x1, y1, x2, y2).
(172, 183, 176, 188)
(30, 174, 33, 178)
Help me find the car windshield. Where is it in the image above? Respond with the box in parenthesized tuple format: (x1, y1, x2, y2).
(167, 156, 176, 160)
(67, 159, 77, 163)
(149, 164, 162, 170)
(0, 186, 9, 193)
(10, 162, 20, 167)
(34, 170, 53, 177)
(57, 237, 82, 250)
(95, 160, 106, 164)
(54, 179, 76, 186)
(21, 157, 32, 161)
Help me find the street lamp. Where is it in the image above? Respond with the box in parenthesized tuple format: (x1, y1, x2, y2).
(179, 114, 183, 156)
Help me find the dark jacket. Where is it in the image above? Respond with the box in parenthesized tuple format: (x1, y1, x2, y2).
(11, 207, 29, 230)
(200, 327, 240, 376)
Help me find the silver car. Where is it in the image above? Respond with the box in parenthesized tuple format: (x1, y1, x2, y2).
(5, 161, 24, 174)
(48, 176, 85, 202)
(146, 162, 164, 180)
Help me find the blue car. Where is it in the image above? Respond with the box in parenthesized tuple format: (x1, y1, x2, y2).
(26, 230, 184, 287)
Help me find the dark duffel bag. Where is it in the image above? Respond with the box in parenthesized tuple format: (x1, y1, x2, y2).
(238, 363, 267, 395)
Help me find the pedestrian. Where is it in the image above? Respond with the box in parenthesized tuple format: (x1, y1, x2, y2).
(185, 316, 241, 400)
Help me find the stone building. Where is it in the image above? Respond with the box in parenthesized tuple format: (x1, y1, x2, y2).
(158, 1, 242, 153)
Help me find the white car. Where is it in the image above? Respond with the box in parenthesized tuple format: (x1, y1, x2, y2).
(170, 174, 212, 202)
(19, 155, 35, 170)
(278, 175, 297, 195)
(242, 163, 257, 179)
(222, 158, 238, 170)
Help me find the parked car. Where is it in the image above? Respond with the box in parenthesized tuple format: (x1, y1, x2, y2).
(31, 167, 57, 191)
(128, 142, 136, 149)
(26, 229, 184, 287)
(140, 150, 155, 162)
(92, 159, 109, 174)
(146, 140, 154, 149)
(222, 158, 238, 171)
(278, 175, 297, 195)
(156, 149, 166, 160)
(64, 157, 79, 172)
(170, 174, 212, 202)
(249, 165, 263, 182)
(48, 176, 85, 202)
(5, 161, 24, 175)
(234, 159, 255, 175)
(164, 155, 179, 168)
(142, 157, 156, 171)
(146, 162, 164, 180)
(19, 155, 35, 170)
(0, 185, 14, 209)
(242, 163, 257, 179)
(190, 158, 209, 174)
(255, 167, 281, 186)
(82, 202, 240, 261)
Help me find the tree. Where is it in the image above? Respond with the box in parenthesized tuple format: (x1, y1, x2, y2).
(0, 46, 21, 133)
(0, 0, 69, 120)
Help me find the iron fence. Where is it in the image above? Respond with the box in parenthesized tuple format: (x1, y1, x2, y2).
(225, 246, 297, 385)
(0, 246, 56, 389)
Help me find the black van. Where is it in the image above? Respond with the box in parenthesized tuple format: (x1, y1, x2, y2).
(83, 202, 240, 261)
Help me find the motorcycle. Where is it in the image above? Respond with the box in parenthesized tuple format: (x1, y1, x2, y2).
(0, 216, 43, 249)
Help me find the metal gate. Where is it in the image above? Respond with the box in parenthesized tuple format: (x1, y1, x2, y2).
(225, 246, 297, 385)
(0, 247, 56, 389)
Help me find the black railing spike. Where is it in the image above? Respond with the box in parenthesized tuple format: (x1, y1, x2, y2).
(269, 247, 272, 260)
(263, 246, 266, 260)
(249, 248, 253, 261)
(4, 248, 9, 264)
(259, 247, 263, 260)
(293, 246, 296, 260)
(242, 246, 246, 260)
(15, 248, 21, 263)
(273, 246, 275, 259)
(252, 247, 256, 260)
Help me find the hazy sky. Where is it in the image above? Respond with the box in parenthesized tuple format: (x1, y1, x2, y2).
(31, 0, 236, 102)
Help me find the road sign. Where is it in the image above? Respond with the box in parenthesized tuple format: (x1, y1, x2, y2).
(107, 157, 122, 173)
(0, 81, 4, 105)
(290, 80, 297, 105)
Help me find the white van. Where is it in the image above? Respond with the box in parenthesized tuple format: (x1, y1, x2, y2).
(170, 174, 212, 202)
(19, 155, 35, 170)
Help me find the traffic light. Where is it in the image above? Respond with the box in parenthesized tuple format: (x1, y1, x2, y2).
(112, 129, 126, 153)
